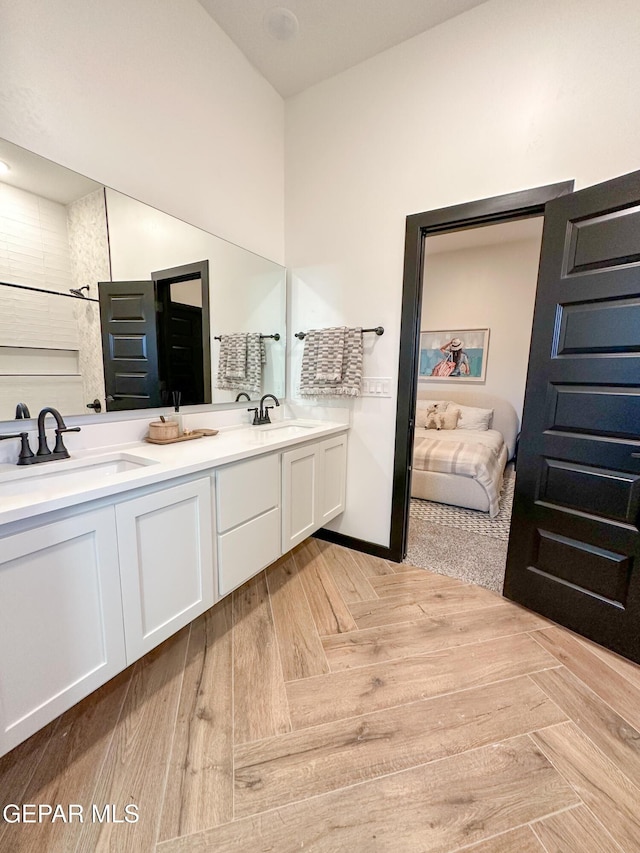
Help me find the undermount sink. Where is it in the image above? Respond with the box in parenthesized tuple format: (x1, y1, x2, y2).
(248, 423, 317, 443)
(0, 452, 158, 500)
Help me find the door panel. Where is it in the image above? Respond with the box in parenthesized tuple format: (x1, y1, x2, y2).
(98, 280, 161, 411)
(557, 296, 640, 354)
(318, 435, 347, 525)
(0, 508, 125, 755)
(504, 169, 640, 663)
(538, 459, 640, 523)
(162, 302, 204, 405)
(565, 205, 640, 272)
(116, 478, 214, 664)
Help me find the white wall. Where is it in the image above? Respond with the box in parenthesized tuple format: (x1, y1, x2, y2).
(0, 0, 285, 263)
(285, 0, 640, 547)
(421, 227, 543, 422)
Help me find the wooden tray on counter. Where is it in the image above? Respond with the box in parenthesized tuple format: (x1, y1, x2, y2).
(144, 428, 218, 445)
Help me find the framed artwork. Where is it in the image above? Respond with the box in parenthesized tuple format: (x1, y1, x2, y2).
(419, 328, 489, 382)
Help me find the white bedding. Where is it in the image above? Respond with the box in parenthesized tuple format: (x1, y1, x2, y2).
(412, 428, 506, 517)
(413, 427, 505, 456)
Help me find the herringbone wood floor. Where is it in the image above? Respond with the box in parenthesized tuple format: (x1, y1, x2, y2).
(2, 539, 640, 852)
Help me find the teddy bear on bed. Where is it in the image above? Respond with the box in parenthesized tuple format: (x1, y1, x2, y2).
(424, 401, 460, 430)
(424, 402, 446, 430)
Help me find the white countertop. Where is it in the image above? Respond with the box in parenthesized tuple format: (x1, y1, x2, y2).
(0, 419, 349, 529)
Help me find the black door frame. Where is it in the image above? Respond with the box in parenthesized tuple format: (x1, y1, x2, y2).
(390, 181, 575, 562)
(316, 181, 574, 562)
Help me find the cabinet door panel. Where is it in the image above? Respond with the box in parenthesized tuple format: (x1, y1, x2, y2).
(282, 444, 320, 550)
(319, 435, 347, 525)
(116, 477, 214, 663)
(218, 507, 281, 597)
(0, 508, 125, 756)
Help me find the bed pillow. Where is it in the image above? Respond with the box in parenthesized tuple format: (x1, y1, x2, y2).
(439, 405, 460, 430)
(457, 404, 493, 431)
(415, 407, 430, 428)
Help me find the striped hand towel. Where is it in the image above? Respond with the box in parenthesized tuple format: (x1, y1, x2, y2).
(217, 332, 266, 393)
(299, 327, 363, 397)
(225, 333, 248, 379)
(315, 326, 346, 381)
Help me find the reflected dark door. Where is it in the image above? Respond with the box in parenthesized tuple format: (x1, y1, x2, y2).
(159, 299, 204, 406)
(152, 260, 211, 406)
(98, 280, 161, 411)
(504, 169, 640, 663)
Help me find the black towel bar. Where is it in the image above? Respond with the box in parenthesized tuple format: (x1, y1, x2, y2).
(295, 326, 384, 340)
(214, 333, 280, 341)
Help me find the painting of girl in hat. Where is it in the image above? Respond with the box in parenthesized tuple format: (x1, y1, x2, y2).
(419, 329, 489, 381)
(438, 337, 469, 376)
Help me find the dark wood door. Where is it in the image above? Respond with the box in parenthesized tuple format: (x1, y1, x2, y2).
(504, 169, 640, 663)
(160, 300, 204, 406)
(98, 280, 161, 411)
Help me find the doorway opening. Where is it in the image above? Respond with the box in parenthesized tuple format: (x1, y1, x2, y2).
(390, 182, 574, 566)
(406, 217, 543, 591)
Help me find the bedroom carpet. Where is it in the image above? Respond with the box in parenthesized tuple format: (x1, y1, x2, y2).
(406, 469, 515, 593)
(409, 475, 514, 542)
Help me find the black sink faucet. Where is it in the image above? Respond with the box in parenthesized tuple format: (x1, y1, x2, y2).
(248, 394, 280, 425)
(37, 407, 81, 459)
(15, 402, 31, 419)
(234, 392, 251, 402)
(0, 408, 80, 465)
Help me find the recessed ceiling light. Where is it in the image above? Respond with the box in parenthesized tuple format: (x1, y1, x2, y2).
(0, 161, 10, 176)
(263, 7, 299, 41)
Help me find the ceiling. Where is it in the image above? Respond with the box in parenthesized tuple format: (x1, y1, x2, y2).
(425, 217, 544, 255)
(0, 139, 100, 205)
(197, 0, 492, 98)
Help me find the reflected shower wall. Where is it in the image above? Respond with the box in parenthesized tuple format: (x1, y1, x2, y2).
(0, 181, 108, 418)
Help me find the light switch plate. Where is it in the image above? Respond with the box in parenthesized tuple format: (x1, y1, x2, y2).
(361, 377, 392, 397)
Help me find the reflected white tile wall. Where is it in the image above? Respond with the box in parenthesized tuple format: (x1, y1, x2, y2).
(0, 184, 73, 291)
(67, 189, 109, 407)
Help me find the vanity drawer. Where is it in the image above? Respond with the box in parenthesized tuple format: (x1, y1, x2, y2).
(217, 507, 281, 596)
(216, 453, 279, 533)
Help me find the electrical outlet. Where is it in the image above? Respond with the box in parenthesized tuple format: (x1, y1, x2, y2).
(361, 377, 392, 397)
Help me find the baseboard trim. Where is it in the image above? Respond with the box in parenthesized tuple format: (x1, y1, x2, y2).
(313, 528, 403, 563)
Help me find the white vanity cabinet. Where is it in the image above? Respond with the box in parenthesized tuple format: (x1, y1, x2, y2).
(0, 421, 348, 758)
(215, 453, 281, 597)
(0, 507, 126, 756)
(215, 432, 347, 594)
(115, 477, 214, 664)
(282, 434, 347, 551)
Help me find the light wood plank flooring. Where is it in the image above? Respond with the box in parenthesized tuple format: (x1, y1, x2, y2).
(2, 539, 640, 852)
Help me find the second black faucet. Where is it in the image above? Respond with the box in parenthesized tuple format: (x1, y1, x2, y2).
(248, 394, 280, 425)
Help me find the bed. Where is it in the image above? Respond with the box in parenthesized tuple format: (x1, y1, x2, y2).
(411, 389, 519, 516)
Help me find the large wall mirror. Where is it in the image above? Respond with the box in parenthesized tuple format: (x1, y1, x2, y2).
(0, 138, 286, 422)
